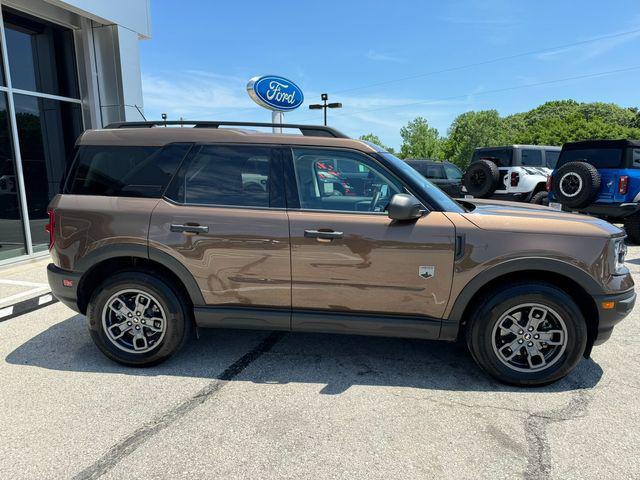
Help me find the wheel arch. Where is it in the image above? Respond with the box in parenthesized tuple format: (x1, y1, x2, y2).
(76, 245, 204, 314)
(442, 260, 601, 356)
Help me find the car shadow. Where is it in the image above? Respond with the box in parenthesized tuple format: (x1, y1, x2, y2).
(5, 314, 603, 394)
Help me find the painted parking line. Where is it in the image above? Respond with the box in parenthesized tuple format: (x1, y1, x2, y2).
(0, 293, 59, 322)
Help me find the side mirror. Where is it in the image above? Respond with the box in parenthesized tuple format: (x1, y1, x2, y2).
(388, 193, 425, 221)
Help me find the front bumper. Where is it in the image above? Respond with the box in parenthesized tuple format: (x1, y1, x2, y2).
(593, 288, 636, 345)
(47, 264, 82, 313)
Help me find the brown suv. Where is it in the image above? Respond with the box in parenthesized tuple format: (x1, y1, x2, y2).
(46, 121, 635, 386)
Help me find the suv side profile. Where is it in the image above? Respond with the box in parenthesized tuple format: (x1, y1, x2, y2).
(404, 159, 463, 197)
(463, 145, 560, 204)
(47, 122, 634, 386)
(548, 139, 640, 243)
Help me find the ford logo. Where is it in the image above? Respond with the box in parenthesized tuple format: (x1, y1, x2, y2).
(247, 75, 304, 112)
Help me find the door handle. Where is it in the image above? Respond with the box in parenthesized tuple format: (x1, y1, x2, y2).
(170, 224, 209, 234)
(304, 229, 343, 240)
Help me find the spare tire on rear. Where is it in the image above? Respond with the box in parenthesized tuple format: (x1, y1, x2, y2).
(552, 161, 601, 209)
(463, 160, 500, 198)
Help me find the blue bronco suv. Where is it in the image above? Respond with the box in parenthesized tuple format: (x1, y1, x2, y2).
(549, 139, 640, 243)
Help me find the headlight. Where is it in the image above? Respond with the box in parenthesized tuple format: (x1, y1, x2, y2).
(612, 237, 627, 274)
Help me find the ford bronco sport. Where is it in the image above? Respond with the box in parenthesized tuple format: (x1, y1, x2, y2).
(548, 139, 640, 243)
(463, 145, 560, 204)
(47, 121, 635, 386)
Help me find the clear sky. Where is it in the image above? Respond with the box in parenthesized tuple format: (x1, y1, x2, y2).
(140, 0, 640, 149)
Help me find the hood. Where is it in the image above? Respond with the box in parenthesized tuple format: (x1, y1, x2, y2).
(458, 199, 622, 238)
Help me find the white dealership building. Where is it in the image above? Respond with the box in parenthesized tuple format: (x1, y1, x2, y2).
(0, 0, 150, 263)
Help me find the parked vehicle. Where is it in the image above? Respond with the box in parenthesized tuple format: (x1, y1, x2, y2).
(548, 139, 640, 243)
(463, 145, 560, 204)
(404, 159, 463, 197)
(47, 121, 634, 386)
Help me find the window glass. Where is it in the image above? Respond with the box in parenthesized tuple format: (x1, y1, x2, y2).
(444, 163, 462, 180)
(14, 94, 83, 251)
(472, 148, 512, 167)
(425, 165, 446, 179)
(65, 144, 192, 199)
(545, 150, 560, 168)
(557, 148, 623, 169)
(3, 8, 79, 98)
(292, 148, 402, 213)
(633, 149, 640, 166)
(521, 149, 543, 167)
(168, 145, 271, 207)
(0, 93, 26, 259)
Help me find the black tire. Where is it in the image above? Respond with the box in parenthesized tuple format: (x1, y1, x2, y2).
(552, 161, 600, 208)
(463, 160, 500, 198)
(530, 191, 548, 205)
(466, 282, 587, 386)
(624, 212, 640, 244)
(86, 271, 192, 367)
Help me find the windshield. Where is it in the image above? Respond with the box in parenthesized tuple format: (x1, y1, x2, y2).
(557, 148, 623, 169)
(381, 153, 465, 213)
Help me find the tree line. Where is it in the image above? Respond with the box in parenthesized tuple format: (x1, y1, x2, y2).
(360, 100, 640, 169)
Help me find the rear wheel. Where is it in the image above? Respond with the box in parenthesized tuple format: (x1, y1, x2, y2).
(552, 161, 600, 208)
(624, 212, 640, 244)
(530, 191, 548, 205)
(87, 271, 192, 366)
(466, 282, 587, 386)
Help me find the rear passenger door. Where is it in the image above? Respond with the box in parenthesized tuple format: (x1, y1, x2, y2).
(148, 144, 291, 329)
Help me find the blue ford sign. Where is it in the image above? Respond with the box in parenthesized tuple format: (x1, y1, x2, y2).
(247, 75, 304, 112)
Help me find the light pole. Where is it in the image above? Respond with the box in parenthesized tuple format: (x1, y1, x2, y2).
(309, 93, 342, 126)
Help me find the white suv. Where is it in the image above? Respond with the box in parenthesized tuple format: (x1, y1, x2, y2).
(462, 145, 560, 204)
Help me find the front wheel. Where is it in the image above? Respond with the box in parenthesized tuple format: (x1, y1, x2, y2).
(87, 271, 192, 366)
(466, 282, 587, 386)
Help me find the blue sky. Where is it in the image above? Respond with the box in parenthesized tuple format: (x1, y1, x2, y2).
(140, 0, 640, 149)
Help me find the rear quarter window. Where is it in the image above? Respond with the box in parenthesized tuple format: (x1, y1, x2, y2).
(557, 148, 623, 169)
(472, 148, 512, 167)
(65, 144, 191, 197)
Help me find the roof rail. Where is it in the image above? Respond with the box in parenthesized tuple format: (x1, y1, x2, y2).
(103, 120, 350, 139)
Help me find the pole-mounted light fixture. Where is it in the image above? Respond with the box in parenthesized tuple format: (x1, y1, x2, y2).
(309, 93, 342, 126)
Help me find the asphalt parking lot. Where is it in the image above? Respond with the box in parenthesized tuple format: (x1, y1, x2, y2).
(1, 250, 639, 480)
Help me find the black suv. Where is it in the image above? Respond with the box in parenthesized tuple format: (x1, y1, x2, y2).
(404, 159, 463, 197)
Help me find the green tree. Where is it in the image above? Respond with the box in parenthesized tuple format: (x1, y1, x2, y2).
(443, 110, 506, 169)
(398, 117, 444, 159)
(359, 133, 394, 153)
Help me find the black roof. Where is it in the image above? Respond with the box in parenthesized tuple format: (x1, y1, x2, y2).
(562, 139, 640, 150)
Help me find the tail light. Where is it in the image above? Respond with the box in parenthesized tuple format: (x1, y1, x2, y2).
(618, 175, 629, 195)
(45, 209, 55, 250)
(546, 175, 552, 192)
(510, 171, 519, 187)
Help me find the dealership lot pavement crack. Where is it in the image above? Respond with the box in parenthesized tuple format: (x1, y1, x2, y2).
(71, 332, 285, 480)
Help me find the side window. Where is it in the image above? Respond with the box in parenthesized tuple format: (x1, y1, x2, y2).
(521, 149, 543, 167)
(65, 144, 191, 197)
(633, 149, 640, 167)
(167, 145, 271, 207)
(476, 148, 512, 167)
(425, 165, 446, 179)
(292, 148, 402, 213)
(545, 150, 560, 169)
(444, 164, 462, 180)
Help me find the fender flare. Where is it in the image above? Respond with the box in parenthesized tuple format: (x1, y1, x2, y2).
(441, 258, 603, 340)
(76, 244, 205, 306)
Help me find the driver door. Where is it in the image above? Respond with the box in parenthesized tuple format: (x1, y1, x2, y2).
(286, 147, 456, 334)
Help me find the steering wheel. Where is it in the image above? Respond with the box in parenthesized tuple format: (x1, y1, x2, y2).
(368, 184, 383, 212)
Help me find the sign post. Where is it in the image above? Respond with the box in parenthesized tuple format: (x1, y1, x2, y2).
(246, 75, 304, 133)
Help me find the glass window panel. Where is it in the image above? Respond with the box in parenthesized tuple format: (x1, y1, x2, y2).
(521, 149, 543, 167)
(14, 93, 83, 251)
(3, 8, 79, 98)
(0, 93, 26, 259)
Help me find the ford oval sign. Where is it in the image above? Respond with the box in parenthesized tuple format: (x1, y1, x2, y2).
(247, 75, 304, 112)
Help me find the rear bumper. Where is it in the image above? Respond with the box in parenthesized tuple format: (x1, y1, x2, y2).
(567, 202, 640, 220)
(593, 288, 636, 345)
(47, 264, 82, 313)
